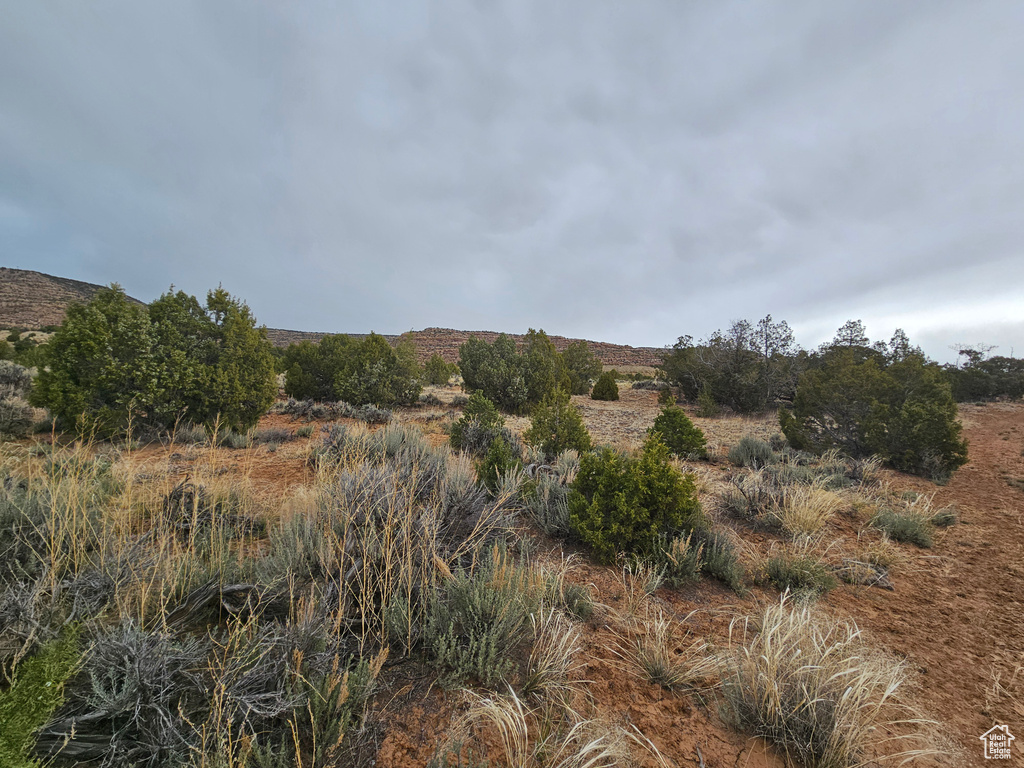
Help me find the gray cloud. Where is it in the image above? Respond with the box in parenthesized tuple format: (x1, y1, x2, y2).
(1, 0, 1021, 361)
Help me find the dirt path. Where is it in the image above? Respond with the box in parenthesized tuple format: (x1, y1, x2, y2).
(830, 402, 1024, 765)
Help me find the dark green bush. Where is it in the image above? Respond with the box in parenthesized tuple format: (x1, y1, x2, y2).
(781, 346, 967, 480)
(31, 285, 277, 436)
(283, 333, 421, 407)
(590, 371, 619, 401)
(477, 435, 522, 493)
(661, 316, 797, 414)
(459, 331, 599, 412)
(562, 340, 603, 395)
(649, 406, 707, 458)
(657, 387, 675, 406)
(695, 386, 721, 417)
(424, 353, 457, 386)
(524, 390, 592, 460)
(568, 435, 703, 564)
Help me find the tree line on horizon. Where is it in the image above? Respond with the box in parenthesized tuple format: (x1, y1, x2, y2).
(10, 286, 1023, 479)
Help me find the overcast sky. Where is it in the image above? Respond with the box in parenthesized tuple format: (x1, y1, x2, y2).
(2, 2, 1022, 361)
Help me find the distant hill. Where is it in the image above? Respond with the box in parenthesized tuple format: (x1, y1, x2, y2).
(0, 267, 145, 328)
(263, 327, 662, 367)
(0, 267, 663, 368)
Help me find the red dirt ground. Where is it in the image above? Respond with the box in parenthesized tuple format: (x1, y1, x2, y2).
(86, 399, 1023, 766)
(370, 400, 1024, 767)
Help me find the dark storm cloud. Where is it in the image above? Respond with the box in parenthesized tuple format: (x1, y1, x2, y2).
(1, 1, 1021, 361)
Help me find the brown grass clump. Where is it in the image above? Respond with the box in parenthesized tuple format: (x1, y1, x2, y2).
(616, 608, 716, 693)
(720, 596, 932, 768)
(451, 688, 627, 768)
(771, 485, 843, 538)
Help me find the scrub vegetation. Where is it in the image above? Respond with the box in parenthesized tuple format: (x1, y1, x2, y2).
(1, 291, 997, 766)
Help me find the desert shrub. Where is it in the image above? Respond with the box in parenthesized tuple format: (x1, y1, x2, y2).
(420, 392, 443, 406)
(522, 454, 578, 537)
(870, 507, 934, 548)
(424, 353, 457, 386)
(542, 563, 593, 622)
(272, 397, 391, 424)
(764, 551, 837, 596)
(0, 627, 80, 768)
(781, 345, 967, 480)
(213, 428, 251, 449)
(477, 436, 522, 494)
(590, 371, 619, 401)
(426, 547, 541, 688)
(721, 598, 908, 768)
(250, 427, 294, 446)
(772, 486, 842, 538)
(38, 623, 209, 766)
(283, 332, 421, 407)
(653, 531, 704, 587)
(698, 530, 745, 592)
(459, 330, 580, 413)
(661, 316, 797, 414)
(523, 390, 591, 460)
(630, 379, 662, 391)
(356, 403, 393, 424)
(172, 422, 208, 445)
(295, 424, 315, 438)
(519, 608, 584, 702)
(649, 406, 707, 458)
(728, 436, 776, 468)
(562, 340, 603, 395)
(620, 609, 715, 692)
(657, 387, 675, 406)
(307, 423, 518, 652)
(931, 504, 958, 527)
(568, 436, 703, 564)
(695, 386, 721, 417)
(449, 391, 505, 456)
(722, 468, 789, 525)
(450, 394, 469, 407)
(0, 360, 32, 400)
(31, 286, 276, 437)
(446, 688, 626, 768)
(0, 398, 33, 438)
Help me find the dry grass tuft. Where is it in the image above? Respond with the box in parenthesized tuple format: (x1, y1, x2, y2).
(771, 485, 843, 538)
(721, 596, 934, 767)
(616, 608, 717, 693)
(456, 687, 627, 768)
(521, 607, 585, 704)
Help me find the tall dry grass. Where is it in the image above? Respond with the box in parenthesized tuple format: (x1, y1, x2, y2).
(720, 596, 934, 767)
